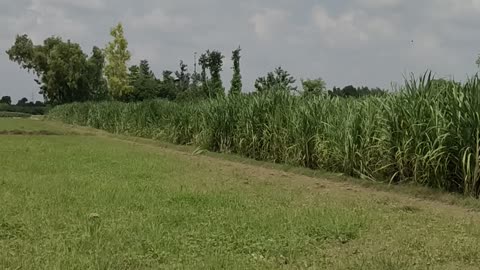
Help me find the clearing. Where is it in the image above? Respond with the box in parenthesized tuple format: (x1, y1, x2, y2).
(1, 118, 480, 269)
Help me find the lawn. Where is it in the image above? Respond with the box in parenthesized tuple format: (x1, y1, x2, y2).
(1, 118, 480, 269)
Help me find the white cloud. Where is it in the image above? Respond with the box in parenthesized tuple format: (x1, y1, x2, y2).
(128, 8, 191, 32)
(31, 0, 106, 10)
(356, 0, 401, 8)
(5, 0, 89, 43)
(249, 9, 290, 40)
(312, 5, 396, 47)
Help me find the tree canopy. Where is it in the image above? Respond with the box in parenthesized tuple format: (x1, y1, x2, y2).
(302, 78, 326, 96)
(230, 47, 242, 95)
(0, 96, 12, 105)
(254, 67, 297, 93)
(6, 35, 107, 104)
(104, 23, 132, 100)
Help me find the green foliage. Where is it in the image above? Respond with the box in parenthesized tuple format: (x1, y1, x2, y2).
(128, 59, 158, 101)
(255, 67, 297, 93)
(0, 111, 31, 118)
(0, 96, 12, 105)
(6, 35, 106, 104)
(87, 47, 109, 101)
(49, 74, 480, 197)
(16, 97, 28, 106)
(230, 47, 242, 95)
(302, 78, 326, 96)
(0, 103, 46, 115)
(329, 85, 386, 97)
(158, 70, 178, 100)
(207, 50, 224, 95)
(104, 23, 132, 100)
(196, 50, 225, 98)
(175, 61, 190, 94)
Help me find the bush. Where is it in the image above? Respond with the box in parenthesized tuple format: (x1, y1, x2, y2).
(0, 104, 47, 115)
(0, 111, 31, 118)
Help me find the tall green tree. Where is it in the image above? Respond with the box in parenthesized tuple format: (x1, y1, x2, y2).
(206, 50, 225, 97)
(6, 34, 104, 104)
(128, 60, 158, 101)
(104, 23, 132, 100)
(0, 96, 11, 105)
(87, 46, 108, 101)
(175, 60, 190, 94)
(158, 70, 177, 100)
(302, 78, 326, 96)
(17, 97, 28, 106)
(230, 47, 242, 95)
(254, 67, 296, 93)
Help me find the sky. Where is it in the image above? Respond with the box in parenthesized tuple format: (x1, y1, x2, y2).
(1, 0, 480, 102)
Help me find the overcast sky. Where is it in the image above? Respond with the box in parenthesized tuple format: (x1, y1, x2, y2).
(2, 0, 480, 102)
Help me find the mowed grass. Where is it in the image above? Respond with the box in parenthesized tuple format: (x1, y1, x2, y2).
(1, 119, 480, 269)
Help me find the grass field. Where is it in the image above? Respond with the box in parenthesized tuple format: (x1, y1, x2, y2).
(2, 118, 480, 269)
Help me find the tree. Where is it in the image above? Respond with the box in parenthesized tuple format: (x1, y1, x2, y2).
(230, 47, 242, 95)
(254, 67, 296, 92)
(476, 55, 480, 68)
(158, 70, 177, 100)
(104, 23, 132, 100)
(175, 60, 190, 94)
(6, 35, 103, 104)
(206, 50, 225, 97)
(341, 85, 358, 97)
(87, 46, 108, 101)
(328, 85, 386, 97)
(128, 60, 159, 101)
(302, 78, 326, 96)
(43, 39, 91, 103)
(196, 50, 225, 98)
(17, 97, 28, 106)
(0, 96, 11, 105)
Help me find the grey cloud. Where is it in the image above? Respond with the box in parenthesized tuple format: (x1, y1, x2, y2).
(1, 0, 480, 102)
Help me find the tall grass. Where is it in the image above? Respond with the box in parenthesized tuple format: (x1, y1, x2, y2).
(48, 74, 480, 197)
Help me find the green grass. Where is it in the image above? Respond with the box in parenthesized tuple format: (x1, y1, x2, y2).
(2, 119, 480, 269)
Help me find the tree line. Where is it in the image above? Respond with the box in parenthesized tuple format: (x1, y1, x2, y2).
(0, 96, 44, 106)
(6, 23, 386, 105)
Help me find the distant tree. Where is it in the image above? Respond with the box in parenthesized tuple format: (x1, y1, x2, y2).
(34, 101, 44, 106)
(328, 85, 386, 97)
(198, 53, 208, 84)
(128, 60, 159, 101)
(302, 78, 326, 96)
(17, 97, 28, 106)
(104, 23, 132, 100)
(175, 60, 190, 94)
(158, 70, 177, 100)
(6, 34, 106, 104)
(230, 47, 242, 95)
(255, 67, 296, 92)
(206, 50, 225, 97)
(178, 58, 206, 101)
(196, 50, 225, 98)
(198, 53, 210, 97)
(476, 55, 480, 68)
(87, 46, 108, 101)
(0, 96, 11, 105)
(341, 85, 357, 97)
